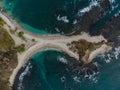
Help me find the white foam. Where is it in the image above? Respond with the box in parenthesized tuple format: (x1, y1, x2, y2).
(57, 15, 69, 23)
(84, 74, 89, 78)
(81, 71, 98, 83)
(109, 0, 118, 11)
(114, 10, 120, 17)
(98, 46, 120, 63)
(109, 0, 116, 4)
(57, 56, 68, 64)
(73, 19, 77, 24)
(55, 27, 60, 32)
(92, 77, 98, 83)
(113, 47, 120, 59)
(105, 59, 111, 63)
(93, 62, 98, 67)
(77, 0, 98, 16)
(18, 62, 32, 90)
(73, 76, 80, 82)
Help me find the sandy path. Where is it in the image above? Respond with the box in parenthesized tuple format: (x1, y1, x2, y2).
(0, 12, 112, 87)
(9, 42, 79, 86)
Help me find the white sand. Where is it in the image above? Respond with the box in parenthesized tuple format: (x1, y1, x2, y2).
(0, 13, 15, 30)
(0, 12, 112, 86)
(86, 44, 112, 63)
(9, 42, 79, 86)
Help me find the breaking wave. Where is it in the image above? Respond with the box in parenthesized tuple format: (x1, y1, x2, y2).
(17, 62, 32, 90)
(57, 55, 68, 64)
(97, 46, 120, 63)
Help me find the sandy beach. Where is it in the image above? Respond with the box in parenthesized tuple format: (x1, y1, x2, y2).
(0, 12, 112, 86)
(85, 44, 112, 63)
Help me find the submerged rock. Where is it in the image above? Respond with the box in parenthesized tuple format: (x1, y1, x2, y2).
(100, 15, 120, 45)
(71, 0, 112, 35)
(64, 55, 98, 78)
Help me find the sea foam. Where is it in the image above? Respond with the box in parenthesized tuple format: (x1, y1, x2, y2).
(18, 62, 32, 90)
(97, 46, 120, 63)
(77, 0, 99, 16)
(57, 15, 69, 23)
(57, 56, 68, 64)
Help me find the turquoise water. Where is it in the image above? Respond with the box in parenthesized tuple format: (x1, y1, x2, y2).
(13, 48, 120, 90)
(3, 0, 120, 34)
(4, 0, 90, 34)
(2, 0, 120, 90)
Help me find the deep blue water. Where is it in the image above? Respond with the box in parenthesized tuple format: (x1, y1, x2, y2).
(3, 0, 120, 34)
(13, 48, 120, 90)
(4, 0, 90, 34)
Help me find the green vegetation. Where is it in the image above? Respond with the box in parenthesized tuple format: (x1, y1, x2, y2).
(0, 69, 11, 90)
(68, 39, 104, 62)
(0, 17, 17, 90)
(0, 50, 17, 90)
(0, 28, 15, 51)
(68, 39, 95, 59)
(32, 38, 35, 42)
(0, 17, 6, 26)
(18, 31, 24, 38)
(15, 44, 25, 52)
(0, 18, 15, 51)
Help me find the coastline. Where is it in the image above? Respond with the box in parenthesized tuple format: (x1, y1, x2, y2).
(0, 10, 112, 87)
(84, 44, 112, 63)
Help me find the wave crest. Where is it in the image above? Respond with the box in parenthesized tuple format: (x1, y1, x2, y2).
(17, 62, 32, 90)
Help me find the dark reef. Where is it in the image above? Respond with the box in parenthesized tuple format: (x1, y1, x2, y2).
(66, 0, 120, 77)
(70, 0, 112, 35)
(100, 15, 120, 45)
(71, 0, 120, 46)
(61, 54, 98, 79)
(73, 6, 101, 34)
(64, 0, 120, 81)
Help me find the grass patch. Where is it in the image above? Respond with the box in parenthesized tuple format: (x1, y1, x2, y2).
(14, 44, 25, 52)
(32, 38, 35, 42)
(0, 17, 6, 26)
(0, 20, 17, 90)
(18, 31, 24, 38)
(68, 39, 95, 59)
(0, 28, 15, 51)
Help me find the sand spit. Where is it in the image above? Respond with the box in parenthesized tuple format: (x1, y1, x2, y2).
(84, 44, 112, 63)
(0, 12, 112, 86)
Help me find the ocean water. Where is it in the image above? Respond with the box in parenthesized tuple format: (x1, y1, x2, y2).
(2, 0, 120, 90)
(3, 0, 120, 34)
(13, 48, 120, 90)
(3, 0, 89, 34)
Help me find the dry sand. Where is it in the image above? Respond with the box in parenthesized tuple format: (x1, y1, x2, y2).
(0, 12, 112, 86)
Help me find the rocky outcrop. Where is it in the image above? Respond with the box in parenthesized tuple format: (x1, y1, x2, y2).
(71, 0, 112, 35)
(100, 15, 120, 45)
(73, 6, 101, 34)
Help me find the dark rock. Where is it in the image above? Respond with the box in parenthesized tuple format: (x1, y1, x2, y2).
(65, 56, 98, 78)
(97, 0, 111, 11)
(100, 15, 120, 45)
(73, 6, 101, 34)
